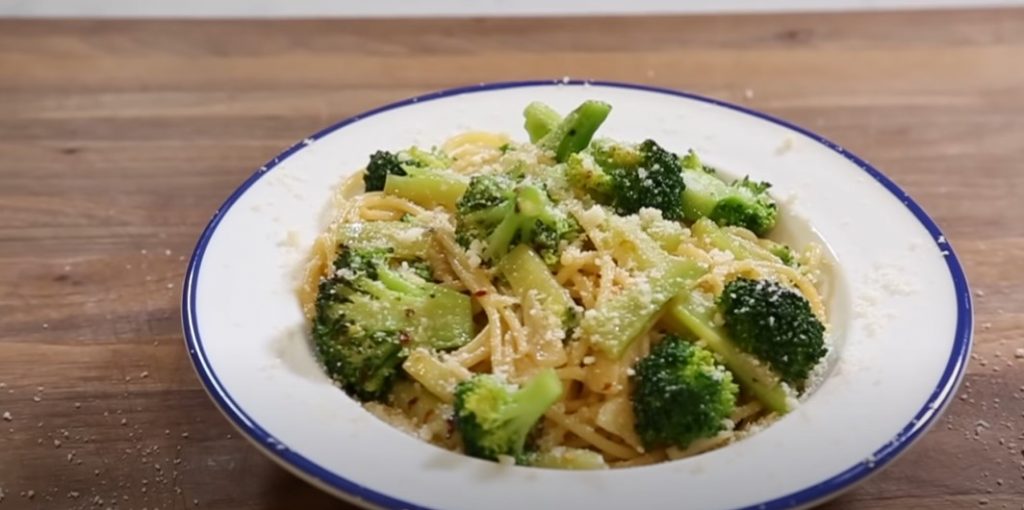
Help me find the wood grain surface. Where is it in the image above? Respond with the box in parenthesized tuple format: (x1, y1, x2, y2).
(1, 8, 1023, 509)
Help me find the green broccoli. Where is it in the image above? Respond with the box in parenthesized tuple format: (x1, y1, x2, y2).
(632, 336, 738, 449)
(691, 217, 792, 266)
(332, 220, 431, 259)
(313, 245, 475, 401)
(680, 150, 778, 235)
(523, 102, 563, 143)
(718, 278, 827, 385)
(763, 240, 797, 267)
(497, 244, 579, 330)
(581, 214, 706, 358)
(364, 147, 447, 191)
(636, 206, 690, 253)
(531, 100, 612, 162)
(663, 291, 791, 414)
(454, 368, 564, 462)
(566, 139, 686, 220)
(363, 147, 468, 209)
(455, 174, 580, 266)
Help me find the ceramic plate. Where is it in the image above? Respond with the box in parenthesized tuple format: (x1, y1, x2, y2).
(182, 80, 972, 510)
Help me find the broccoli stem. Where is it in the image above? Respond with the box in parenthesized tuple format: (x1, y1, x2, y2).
(498, 245, 577, 329)
(662, 292, 791, 414)
(503, 368, 564, 453)
(680, 167, 730, 222)
(352, 264, 476, 352)
(583, 218, 707, 358)
(411, 285, 477, 350)
(691, 218, 783, 264)
(383, 171, 468, 210)
(343, 278, 474, 352)
(523, 102, 563, 143)
(525, 448, 608, 470)
(484, 209, 524, 261)
(514, 185, 559, 242)
(539, 100, 612, 162)
(333, 221, 432, 259)
(643, 224, 688, 254)
(482, 185, 561, 261)
(586, 258, 704, 358)
(516, 185, 555, 220)
(606, 213, 695, 271)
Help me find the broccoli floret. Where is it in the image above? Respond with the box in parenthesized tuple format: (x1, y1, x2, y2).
(314, 326, 404, 403)
(363, 147, 467, 209)
(567, 139, 685, 220)
(533, 100, 612, 162)
(364, 150, 403, 192)
(764, 240, 797, 267)
(455, 174, 580, 266)
(713, 177, 777, 235)
(313, 246, 475, 401)
(565, 153, 614, 203)
(680, 150, 778, 235)
(632, 336, 738, 449)
(719, 278, 826, 384)
(454, 368, 563, 462)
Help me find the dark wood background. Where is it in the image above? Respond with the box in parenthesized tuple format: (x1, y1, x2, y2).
(1, 8, 1022, 509)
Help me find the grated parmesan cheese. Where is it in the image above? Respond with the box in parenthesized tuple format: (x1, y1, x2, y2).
(466, 239, 485, 269)
(279, 230, 302, 248)
(853, 260, 919, 336)
(774, 137, 795, 155)
(393, 226, 427, 245)
(574, 204, 608, 232)
(708, 249, 735, 264)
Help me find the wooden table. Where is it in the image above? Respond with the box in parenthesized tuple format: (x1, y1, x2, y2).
(1, 8, 1022, 509)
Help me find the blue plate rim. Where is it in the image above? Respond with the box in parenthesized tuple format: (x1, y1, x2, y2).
(181, 79, 973, 510)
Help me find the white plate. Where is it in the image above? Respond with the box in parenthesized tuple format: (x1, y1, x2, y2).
(182, 80, 972, 510)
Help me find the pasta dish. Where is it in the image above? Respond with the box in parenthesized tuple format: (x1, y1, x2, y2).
(300, 100, 829, 469)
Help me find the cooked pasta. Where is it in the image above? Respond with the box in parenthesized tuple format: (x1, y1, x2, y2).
(303, 100, 829, 470)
